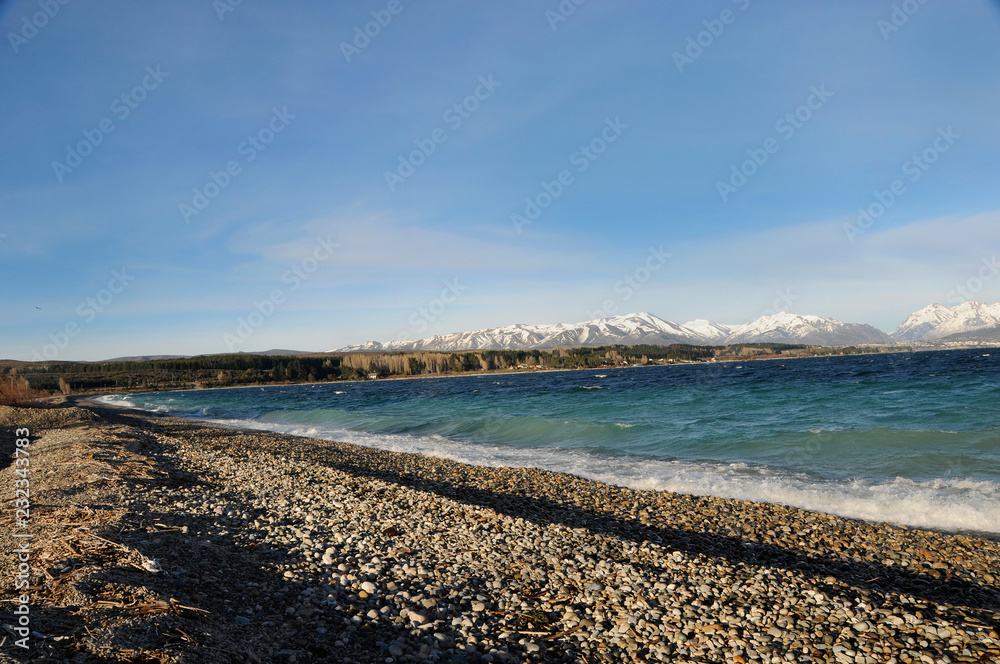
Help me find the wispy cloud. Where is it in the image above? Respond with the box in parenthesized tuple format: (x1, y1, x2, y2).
(2, 2, 999, 359)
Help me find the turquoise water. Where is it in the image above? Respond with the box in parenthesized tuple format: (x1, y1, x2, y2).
(102, 349, 1000, 534)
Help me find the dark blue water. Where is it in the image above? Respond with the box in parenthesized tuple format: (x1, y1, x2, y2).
(103, 349, 1000, 533)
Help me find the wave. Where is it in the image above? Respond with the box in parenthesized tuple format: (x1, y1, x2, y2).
(100, 394, 173, 412)
(185, 410, 1000, 535)
(96, 368, 1000, 536)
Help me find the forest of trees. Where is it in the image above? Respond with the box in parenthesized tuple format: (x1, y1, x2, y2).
(3, 342, 891, 395)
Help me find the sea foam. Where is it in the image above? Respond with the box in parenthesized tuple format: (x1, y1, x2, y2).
(200, 416, 1000, 535)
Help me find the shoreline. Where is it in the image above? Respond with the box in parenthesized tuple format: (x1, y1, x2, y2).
(31, 343, 943, 398)
(96, 391, 1000, 541)
(2, 399, 999, 662)
(108, 396, 1000, 543)
(81, 344, 914, 400)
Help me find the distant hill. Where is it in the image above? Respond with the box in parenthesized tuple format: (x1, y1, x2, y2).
(244, 349, 315, 357)
(939, 326, 1000, 344)
(336, 311, 891, 352)
(104, 355, 190, 362)
(102, 349, 314, 362)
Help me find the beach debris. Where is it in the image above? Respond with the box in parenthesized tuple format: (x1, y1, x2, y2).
(5, 400, 1000, 663)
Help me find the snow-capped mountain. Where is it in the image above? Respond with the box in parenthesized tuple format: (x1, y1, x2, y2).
(336, 311, 891, 352)
(891, 301, 1000, 341)
(725, 312, 891, 345)
(891, 304, 955, 341)
(338, 313, 704, 352)
(679, 319, 733, 343)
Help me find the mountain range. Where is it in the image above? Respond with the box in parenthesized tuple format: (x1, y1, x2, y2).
(337, 301, 1000, 352)
(891, 301, 1000, 341)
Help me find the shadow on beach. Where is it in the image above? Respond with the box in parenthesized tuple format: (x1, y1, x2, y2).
(82, 398, 1000, 633)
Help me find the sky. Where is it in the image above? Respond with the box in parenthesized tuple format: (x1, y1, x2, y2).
(1, 1, 999, 361)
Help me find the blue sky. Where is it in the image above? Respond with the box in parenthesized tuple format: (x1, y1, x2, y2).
(2, 1, 999, 360)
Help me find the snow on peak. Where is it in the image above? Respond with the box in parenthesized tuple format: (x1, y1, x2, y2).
(726, 312, 890, 345)
(681, 319, 732, 342)
(892, 301, 1000, 340)
(337, 310, 896, 351)
(337, 312, 704, 352)
(331, 301, 1000, 351)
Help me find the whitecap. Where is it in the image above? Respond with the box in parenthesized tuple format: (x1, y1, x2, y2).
(199, 417, 1000, 535)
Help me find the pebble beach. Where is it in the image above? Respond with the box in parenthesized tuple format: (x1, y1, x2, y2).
(2, 399, 999, 664)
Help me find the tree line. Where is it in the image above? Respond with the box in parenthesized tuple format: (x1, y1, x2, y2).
(6, 342, 892, 394)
